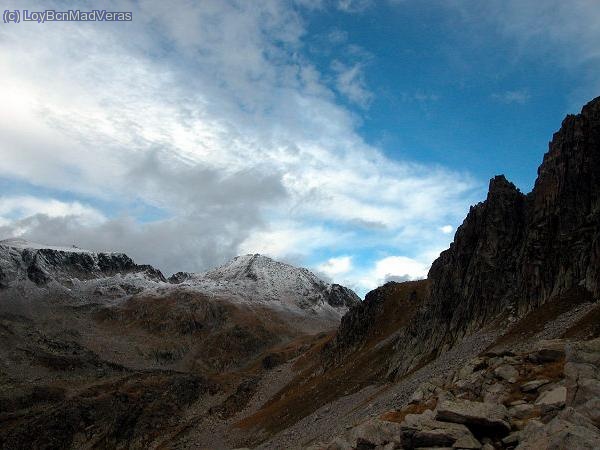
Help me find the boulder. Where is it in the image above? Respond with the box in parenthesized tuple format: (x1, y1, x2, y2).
(400, 410, 480, 449)
(527, 349, 564, 364)
(452, 433, 482, 449)
(527, 340, 566, 364)
(494, 364, 518, 383)
(508, 403, 536, 420)
(564, 337, 600, 424)
(435, 399, 510, 436)
(520, 379, 550, 392)
(515, 408, 600, 450)
(409, 382, 441, 404)
(482, 382, 509, 404)
(535, 386, 566, 407)
(456, 357, 488, 380)
(501, 431, 521, 445)
(340, 418, 402, 448)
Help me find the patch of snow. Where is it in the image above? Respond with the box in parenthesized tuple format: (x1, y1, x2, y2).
(0, 238, 96, 253)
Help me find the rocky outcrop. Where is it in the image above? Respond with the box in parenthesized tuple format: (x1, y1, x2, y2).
(374, 97, 600, 378)
(323, 280, 427, 365)
(324, 338, 600, 449)
(0, 239, 166, 288)
(325, 284, 362, 309)
(516, 337, 600, 449)
(435, 399, 510, 436)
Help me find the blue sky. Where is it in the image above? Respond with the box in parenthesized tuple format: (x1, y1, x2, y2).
(1, 0, 599, 296)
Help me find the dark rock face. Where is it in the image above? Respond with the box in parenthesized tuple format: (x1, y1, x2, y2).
(386, 96, 600, 377)
(168, 271, 193, 284)
(326, 97, 600, 379)
(519, 98, 600, 311)
(324, 280, 427, 366)
(326, 283, 361, 308)
(0, 244, 166, 287)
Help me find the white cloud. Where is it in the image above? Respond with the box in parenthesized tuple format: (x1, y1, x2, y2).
(440, 225, 454, 234)
(318, 256, 353, 277)
(328, 29, 348, 44)
(0, 196, 106, 226)
(374, 256, 428, 283)
(0, 0, 478, 285)
(238, 222, 346, 261)
(338, 255, 429, 297)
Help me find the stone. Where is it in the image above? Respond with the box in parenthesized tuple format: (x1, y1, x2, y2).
(452, 433, 482, 449)
(501, 431, 521, 445)
(342, 419, 402, 448)
(535, 386, 566, 407)
(527, 349, 564, 364)
(520, 379, 550, 392)
(483, 382, 509, 404)
(494, 364, 518, 383)
(435, 399, 510, 436)
(457, 357, 488, 380)
(376, 443, 396, 450)
(563, 337, 600, 427)
(409, 382, 440, 404)
(401, 410, 479, 449)
(515, 408, 600, 450)
(413, 429, 458, 447)
(508, 403, 536, 420)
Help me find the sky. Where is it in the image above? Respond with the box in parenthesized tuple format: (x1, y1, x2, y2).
(1, 0, 599, 297)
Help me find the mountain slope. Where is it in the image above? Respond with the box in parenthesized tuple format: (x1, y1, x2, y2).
(320, 96, 600, 381)
(0, 241, 359, 449)
(385, 95, 600, 378)
(234, 97, 600, 448)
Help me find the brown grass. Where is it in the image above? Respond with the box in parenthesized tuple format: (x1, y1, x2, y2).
(500, 356, 565, 407)
(380, 398, 437, 423)
(235, 280, 430, 441)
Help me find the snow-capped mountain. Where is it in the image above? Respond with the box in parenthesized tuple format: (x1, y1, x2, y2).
(0, 238, 166, 300)
(169, 254, 360, 316)
(0, 239, 359, 318)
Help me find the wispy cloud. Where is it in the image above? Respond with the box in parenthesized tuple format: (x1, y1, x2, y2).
(337, 0, 373, 13)
(327, 28, 348, 44)
(450, 0, 600, 108)
(331, 60, 373, 107)
(491, 89, 531, 104)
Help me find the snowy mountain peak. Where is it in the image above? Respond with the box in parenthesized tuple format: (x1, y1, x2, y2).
(0, 240, 359, 320)
(0, 238, 166, 290)
(204, 253, 316, 283)
(191, 253, 360, 313)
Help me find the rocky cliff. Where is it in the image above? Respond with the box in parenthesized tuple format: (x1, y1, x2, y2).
(0, 238, 166, 288)
(329, 96, 600, 380)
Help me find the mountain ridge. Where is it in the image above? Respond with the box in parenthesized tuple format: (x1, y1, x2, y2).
(324, 95, 600, 381)
(0, 239, 359, 315)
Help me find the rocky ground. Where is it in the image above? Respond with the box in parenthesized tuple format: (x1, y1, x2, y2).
(312, 337, 600, 449)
